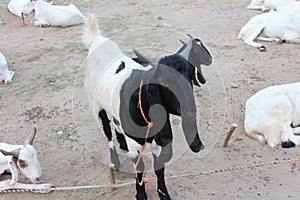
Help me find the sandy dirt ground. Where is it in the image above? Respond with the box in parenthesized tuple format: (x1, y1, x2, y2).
(1, 0, 300, 199)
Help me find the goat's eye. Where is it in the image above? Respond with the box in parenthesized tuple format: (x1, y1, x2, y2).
(18, 159, 28, 168)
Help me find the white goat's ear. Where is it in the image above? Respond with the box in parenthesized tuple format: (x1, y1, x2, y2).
(25, 127, 37, 145)
(176, 39, 187, 54)
(0, 148, 21, 159)
(133, 49, 159, 67)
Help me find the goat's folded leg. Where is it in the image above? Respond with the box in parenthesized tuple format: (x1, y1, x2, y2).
(7, 158, 18, 186)
(282, 124, 298, 148)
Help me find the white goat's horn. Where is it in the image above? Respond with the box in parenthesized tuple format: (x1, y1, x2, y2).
(133, 49, 159, 67)
(179, 39, 187, 45)
(25, 127, 37, 145)
(187, 34, 193, 39)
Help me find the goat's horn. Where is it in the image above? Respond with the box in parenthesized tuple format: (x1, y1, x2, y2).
(179, 39, 187, 45)
(187, 34, 193, 39)
(25, 127, 37, 145)
(0, 148, 21, 159)
(133, 49, 159, 67)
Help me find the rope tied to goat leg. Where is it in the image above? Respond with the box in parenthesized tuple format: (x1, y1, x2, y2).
(134, 79, 153, 173)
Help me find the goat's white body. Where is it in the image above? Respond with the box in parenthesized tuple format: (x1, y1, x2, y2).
(0, 51, 14, 83)
(8, 0, 34, 17)
(277, 2, 300, 13)
(247, 0, 298, 11)
(34, 0, 86, 27)
(237, 11, 300, 49)
(244, 82, 300, 147)
(84, 16, 153, 158)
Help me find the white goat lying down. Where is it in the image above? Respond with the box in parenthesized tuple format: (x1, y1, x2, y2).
(237, 11, 300, 51)
(244, 82, 300, 148)
(0, 51, 14, 84)
(247, 0, 298, 11)
(0, 128, 42, 185)
(33, 0, 86, 27)
(277, 2, 300, 13)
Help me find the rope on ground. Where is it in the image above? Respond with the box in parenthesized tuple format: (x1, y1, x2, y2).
(1, 157, 299, 194)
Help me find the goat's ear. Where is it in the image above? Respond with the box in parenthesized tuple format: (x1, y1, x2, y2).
(176, 39, 187, 54)
(0, 148, 21, 159)
(25, 127, 37, 145)
(133, 49, 158, 67)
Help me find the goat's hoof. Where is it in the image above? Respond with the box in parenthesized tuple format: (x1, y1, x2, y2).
(259, 46, 266, 52)
(135, 192, 147, 200)
(158, 193, 171, 200)
(282, 140, 295, 148)
(41, 24, 50, 28)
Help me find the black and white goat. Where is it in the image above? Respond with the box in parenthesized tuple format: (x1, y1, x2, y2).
(82, 14, 212, 200)
(0, 128, 42, 185)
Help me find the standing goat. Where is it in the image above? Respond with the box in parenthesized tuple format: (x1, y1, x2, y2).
(244, 82, 300, 148)
(0, 128, 42, 185)
(82, 14, 212, 199)
(0, 51, 14, 84)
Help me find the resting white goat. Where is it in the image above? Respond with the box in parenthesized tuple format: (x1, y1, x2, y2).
(247, 0, 298, 11)
(237, 11, 300, 51)
(33, 0, 86, 27)
(0, 128, 42, 185)
(244, 82, 300, 148)
(277, 2, 300, 13)
(0, 51, 14, 84)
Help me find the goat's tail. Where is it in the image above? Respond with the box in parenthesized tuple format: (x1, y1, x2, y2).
(82, 13, 101, 47)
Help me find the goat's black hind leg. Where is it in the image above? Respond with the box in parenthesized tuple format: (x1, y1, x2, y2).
(109, 145, 121, 170)
(99, 110, 121, 170)
(153, 154, 171, 200)
(132, 156, 147, 200)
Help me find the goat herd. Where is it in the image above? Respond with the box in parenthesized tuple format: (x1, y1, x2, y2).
(0, 0, 300, 199)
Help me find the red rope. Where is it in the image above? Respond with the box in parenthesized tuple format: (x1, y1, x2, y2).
(134, 80, 153, 173)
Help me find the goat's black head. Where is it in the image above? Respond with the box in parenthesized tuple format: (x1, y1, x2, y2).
(178, 34, 212, 66)
(133, 50, 195, 87)
(176, 35, 212, 85)
(133, 35, 212, 87)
